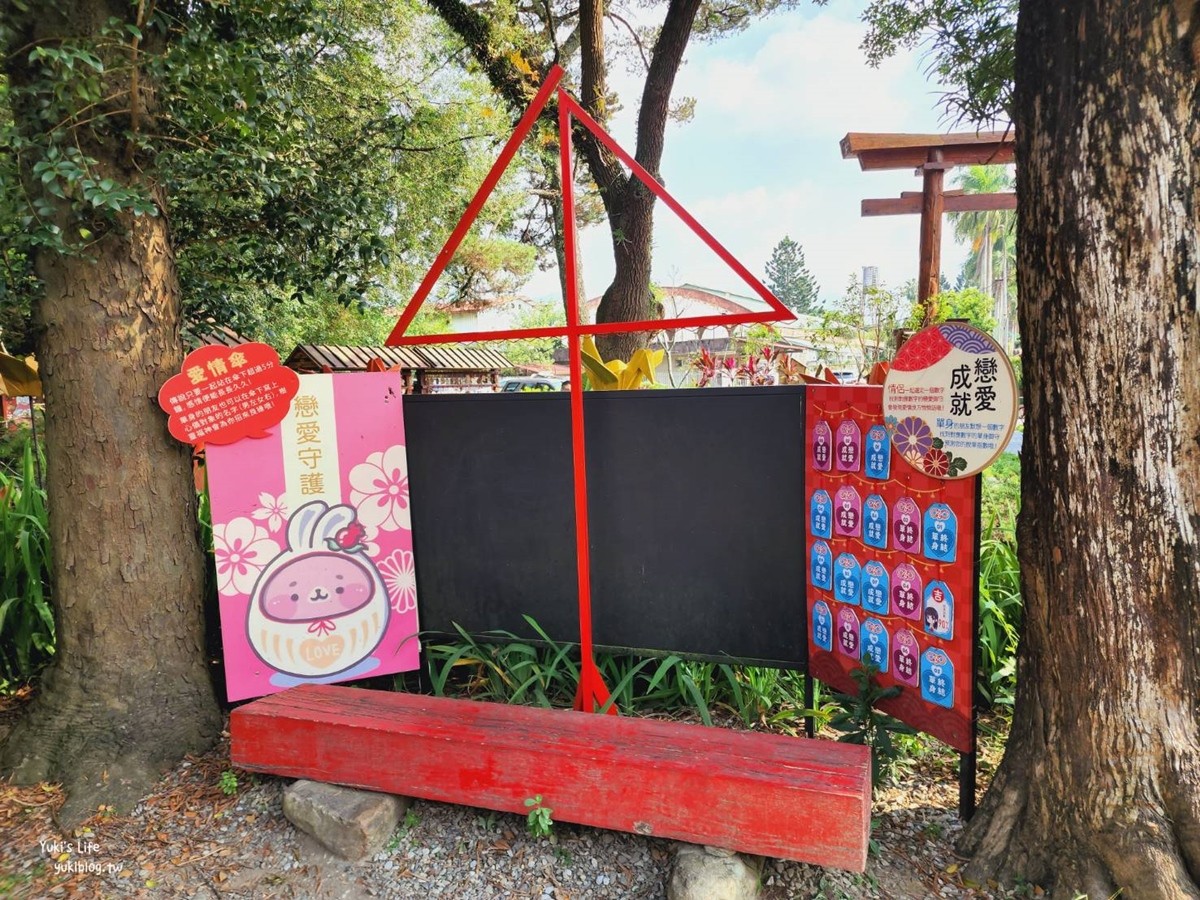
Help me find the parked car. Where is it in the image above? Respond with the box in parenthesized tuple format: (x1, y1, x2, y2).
(500, 376, 568, 392)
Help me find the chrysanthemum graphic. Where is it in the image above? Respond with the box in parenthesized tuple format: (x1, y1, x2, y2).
(893, 416, 933, 462)
(379, 549, 417, 613)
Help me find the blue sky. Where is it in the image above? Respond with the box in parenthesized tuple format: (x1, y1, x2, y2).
(523, 2, 985, 308)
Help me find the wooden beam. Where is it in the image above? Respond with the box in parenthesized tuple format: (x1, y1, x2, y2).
(840, 131, 1015, 170)
(857, 143, 1014, 171)
(862, 192, 1017, 217)
(841, 131, 1013, 156)
(917, 149, 945, 319)
(231, 685, 873, 871)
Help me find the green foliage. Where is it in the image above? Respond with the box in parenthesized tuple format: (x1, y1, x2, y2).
(0, 443, 53, 688)
(1, 0, 536, 344)
(827, 663, 917, 786)
(0, 415, 40, 480)
(501, 302, 566, 369)
(978, 452, 1021, 707)
(815, 275, 903, 376)
(413, 616, 813, 733)
(905, 286, 997, 335)
(764, 236, 819, 314)
(978, 531, 1020, 708)
(982, 451, 1020, 541)
(524, 794, 554, 838)
(833, 0, 1017, 125)
(218, 769, 239, 796)
(950, 165, 1015, 291)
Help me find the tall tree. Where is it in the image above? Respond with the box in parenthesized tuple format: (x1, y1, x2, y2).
(1, 0, 222, 827)
(0, 0, 506, 825)
(428, 0, 795, 361)
(948, 164, 1015, 347)
(857, 1, 1200, 894)
(956, 3, 1200, 895)
(763, 235, 819, 314)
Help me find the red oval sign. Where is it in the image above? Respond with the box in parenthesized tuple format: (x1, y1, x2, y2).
(158, 343, 300, 446)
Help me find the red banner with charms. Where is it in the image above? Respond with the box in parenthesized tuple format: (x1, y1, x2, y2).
(158, 343, 300, 446)
(805, 384, 979, 752)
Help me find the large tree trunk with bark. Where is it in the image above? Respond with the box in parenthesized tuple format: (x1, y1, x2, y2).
(959, 3, 1200, 897)
(1, 0, 221, 829)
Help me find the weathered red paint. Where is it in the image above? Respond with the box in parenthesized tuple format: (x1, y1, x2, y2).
(231, 685, 872, 872)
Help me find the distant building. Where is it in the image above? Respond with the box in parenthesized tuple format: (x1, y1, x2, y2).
(550, 284, 822, 386)
(438, 295, 549, 334)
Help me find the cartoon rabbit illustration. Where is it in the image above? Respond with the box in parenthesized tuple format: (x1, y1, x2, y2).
(247, 501, 390, 681)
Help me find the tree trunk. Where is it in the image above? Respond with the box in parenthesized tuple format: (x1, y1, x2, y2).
(979, 219, 993, 310)
(426, 0, 703, 359)
(959, 3, 1200, 896)
(997, 246, 1011, 351)
(587, 0, 701, 362)
(1, 0, 221, 829)
(594, 187, 658, 361)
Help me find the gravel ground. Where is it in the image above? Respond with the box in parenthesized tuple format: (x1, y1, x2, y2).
(1, 717, 1038, 900)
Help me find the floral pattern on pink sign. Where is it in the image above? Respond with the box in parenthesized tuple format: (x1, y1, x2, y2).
(206, 372, 420, 701)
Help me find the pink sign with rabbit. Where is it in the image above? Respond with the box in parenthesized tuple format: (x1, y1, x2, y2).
(205, 372, 419, 701)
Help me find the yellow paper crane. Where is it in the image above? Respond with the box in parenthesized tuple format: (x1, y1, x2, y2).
(579, 336, 664, 391)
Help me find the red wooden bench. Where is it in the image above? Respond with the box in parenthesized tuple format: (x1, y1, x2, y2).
(231, 684, 871, 871)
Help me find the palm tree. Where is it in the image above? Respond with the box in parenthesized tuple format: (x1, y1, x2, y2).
(949, 165, 1017, 349)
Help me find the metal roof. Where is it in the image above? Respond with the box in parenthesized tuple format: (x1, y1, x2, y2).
(285, 344, 510, 373)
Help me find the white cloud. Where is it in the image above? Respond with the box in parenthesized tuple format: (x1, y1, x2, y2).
(677, 13, 941, 140)
(527, 178, 968, 308)
(522, 7, 974, 307)
(647, 179, 968, 305)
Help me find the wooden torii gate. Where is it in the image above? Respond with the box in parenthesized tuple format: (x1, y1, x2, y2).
(840, 131, 1016, 325)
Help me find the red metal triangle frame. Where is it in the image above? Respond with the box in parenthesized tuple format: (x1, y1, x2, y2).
(386, 64, 795, 713)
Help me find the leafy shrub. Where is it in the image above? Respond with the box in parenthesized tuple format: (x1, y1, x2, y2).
(0, 443, 53, 688)
(413, 616, 812, 732)
(981, 451, 1020, 541)
(0, 416, 42, 481)
(827, 663, 918, 786)
(978, 532, 1021, 707)
(978, 451, 1022, 707)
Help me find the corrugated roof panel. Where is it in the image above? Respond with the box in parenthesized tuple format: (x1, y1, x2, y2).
(288, 344, 509, 372)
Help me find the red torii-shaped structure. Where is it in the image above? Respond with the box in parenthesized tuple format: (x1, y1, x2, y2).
(841, 131, 1016, 321)
(385, 65, 794, 712)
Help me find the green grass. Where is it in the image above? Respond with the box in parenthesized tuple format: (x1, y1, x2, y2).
(0, 442, 54, 690)
(978, 531, 1021, 707)
(411, 615, 820, 734)
(977, 452, 1022, 708)
(982, 452, 1020, 541)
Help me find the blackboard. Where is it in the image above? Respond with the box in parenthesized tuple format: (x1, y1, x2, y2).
(403, 386, 807, 668)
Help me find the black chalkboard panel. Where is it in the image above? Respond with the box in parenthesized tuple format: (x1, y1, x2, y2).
(403, 386, 807, 668)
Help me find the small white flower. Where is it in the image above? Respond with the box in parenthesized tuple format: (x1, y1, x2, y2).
(251, 492, 288, 534)
(213, 517, 279, 597)
(349, 445, 412, 532)
(378, 549, 417, 613)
